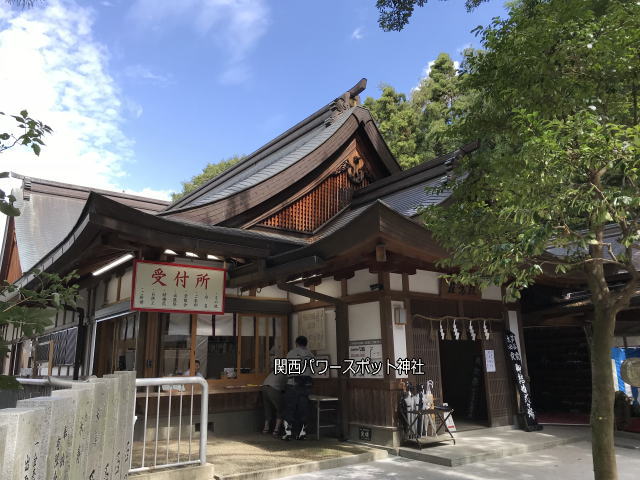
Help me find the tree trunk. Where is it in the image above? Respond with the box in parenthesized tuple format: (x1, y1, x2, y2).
(590, 306, 617, 480)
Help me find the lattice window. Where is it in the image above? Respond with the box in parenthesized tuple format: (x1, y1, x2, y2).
(259, 156, 371, 233)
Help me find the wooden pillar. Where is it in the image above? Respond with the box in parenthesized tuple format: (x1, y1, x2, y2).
(335, 302, 350, 440)
(144, 312, 160, 377)
(190, 314, 197, 375)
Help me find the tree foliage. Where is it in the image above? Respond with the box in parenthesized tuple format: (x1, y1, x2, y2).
(376, 0, 487, 31)
(364, 53, 467, 168)
(0, 110, 52, 216)
(0, 270, 79, 389)
(0, 108, 79, 388)
(4, 0, 44, 8)
(419, 1, 639, 478)
(171, 154, 245, 201)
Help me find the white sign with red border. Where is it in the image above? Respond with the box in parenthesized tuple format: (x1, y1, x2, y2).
(131, 260, 226, 314)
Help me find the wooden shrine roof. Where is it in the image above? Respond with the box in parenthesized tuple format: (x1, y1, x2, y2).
(163, 78, 400, 216)
(1, 173, 169, 274)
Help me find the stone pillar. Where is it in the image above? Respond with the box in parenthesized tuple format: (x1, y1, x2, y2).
(17, 396, 74, 480)
(87, 378, 110, 480)
(0, 407, 48, 480)
(52, 385, 94, 480)
(114, 371, 136, 480)
(102, 374, 122, 480)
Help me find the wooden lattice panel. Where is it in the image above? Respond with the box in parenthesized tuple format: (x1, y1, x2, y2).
(259, 163, 370, 233)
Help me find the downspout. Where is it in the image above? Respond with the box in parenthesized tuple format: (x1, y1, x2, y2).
(277, 282, 350, 440)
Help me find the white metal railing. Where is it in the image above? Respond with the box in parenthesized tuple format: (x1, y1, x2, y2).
(131, 376, 209, 473)
(14, 375, 209, 473)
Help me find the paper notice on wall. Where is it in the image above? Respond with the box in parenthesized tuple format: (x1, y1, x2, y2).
(348, 339, 384, 378)
(484, 349, 496, 373)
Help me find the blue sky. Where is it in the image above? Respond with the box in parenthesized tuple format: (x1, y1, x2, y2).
(0, 0, 507, 199)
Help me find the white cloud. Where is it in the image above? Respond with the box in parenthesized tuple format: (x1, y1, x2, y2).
(123, 64, 172, 86)
(124, 187, 172, 201)
(351, 27, 363, 40)
(422, 59, 461, 78)
(412, 58, 461, 93)
(128, 0, 269, 85)
(0, 0, 151, 195)
(456, 42, 473, 54)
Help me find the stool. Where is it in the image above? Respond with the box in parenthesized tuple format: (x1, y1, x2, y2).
(309, 394, 339, 440)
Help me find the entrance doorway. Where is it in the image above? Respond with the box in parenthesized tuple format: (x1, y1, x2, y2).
(524, 326, 591, 425)
(439, 338, 488, 430)
(94, 313, 139, 377)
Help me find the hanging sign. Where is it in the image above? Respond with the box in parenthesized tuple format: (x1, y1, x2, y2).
(131, 260, 226, 314)
(439, 279, 481, 299)
(504, 329, 542, 432)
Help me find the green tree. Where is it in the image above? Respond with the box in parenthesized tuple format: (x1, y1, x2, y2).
(0, 109, 79, 388)
(4, 0, 44, 8)
(364, 86, 423, 168)
(0, 110, 51, 216)
(172, 154, 244, 201)
(412, 52, 467, 160)
(364, 53, 467, 168)
(376, 0, 487, 31)
(421, 1, 640, 479)
(0, 271, 79, 388)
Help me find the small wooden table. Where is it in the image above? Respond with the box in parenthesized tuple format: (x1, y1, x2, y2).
(309, 394, 339, 440)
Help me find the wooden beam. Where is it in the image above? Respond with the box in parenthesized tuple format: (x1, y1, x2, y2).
(277, 282, 344, 305)
(228, 256, 326, 288)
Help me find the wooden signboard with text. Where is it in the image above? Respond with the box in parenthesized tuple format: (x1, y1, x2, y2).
(131, 260, 226, 315)
(439, 279, 481, 300)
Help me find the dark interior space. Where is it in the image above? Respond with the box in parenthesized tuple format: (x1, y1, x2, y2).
(524, 326, 591, 414)
(439, 339, 488, 425)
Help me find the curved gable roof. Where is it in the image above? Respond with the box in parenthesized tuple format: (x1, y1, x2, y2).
(163, 79, 400, 216)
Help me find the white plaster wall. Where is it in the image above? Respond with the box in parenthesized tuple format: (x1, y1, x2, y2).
(290, 312, 299, 347)
(482, 285, 502, 301)
(390, 273, 403, 291)
(225, 287, 238, 296)
(105, 275, 119, 304)
(77, 289, 89, 312)
(391, 301, 408, 378)
(256, 285, 288, 299)
(315, 278, 341, 298)
(348, 301, 381, 341)
(324, 309, 338, 369)
(120, 269, 133, 300)
(408, 270, 440, 294)
(95, 281, 106, 310)
(288, 284, 310, 305)
(347, 269, 379, 295)
(290, 309, 339, 377)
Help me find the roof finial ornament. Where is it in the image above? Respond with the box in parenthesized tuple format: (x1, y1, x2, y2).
(325, 78, 367, 127)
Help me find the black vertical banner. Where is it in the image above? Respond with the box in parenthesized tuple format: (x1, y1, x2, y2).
(504, 330, 543, 432)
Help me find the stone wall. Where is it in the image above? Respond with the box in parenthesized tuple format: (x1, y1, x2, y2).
(0, 371, 136, 480)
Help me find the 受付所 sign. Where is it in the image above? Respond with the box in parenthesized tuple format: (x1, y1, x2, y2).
(131, 260, 226, 314)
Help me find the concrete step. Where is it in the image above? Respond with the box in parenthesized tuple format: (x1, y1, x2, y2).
(215, 447, 388, 480)
(396, 425, 589, 467)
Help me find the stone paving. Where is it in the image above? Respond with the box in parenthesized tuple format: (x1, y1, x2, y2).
(131, 433, 380, 478)
(279, 434, 640, 480)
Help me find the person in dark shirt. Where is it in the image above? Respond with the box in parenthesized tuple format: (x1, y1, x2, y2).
(282, 335, 314, 440)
